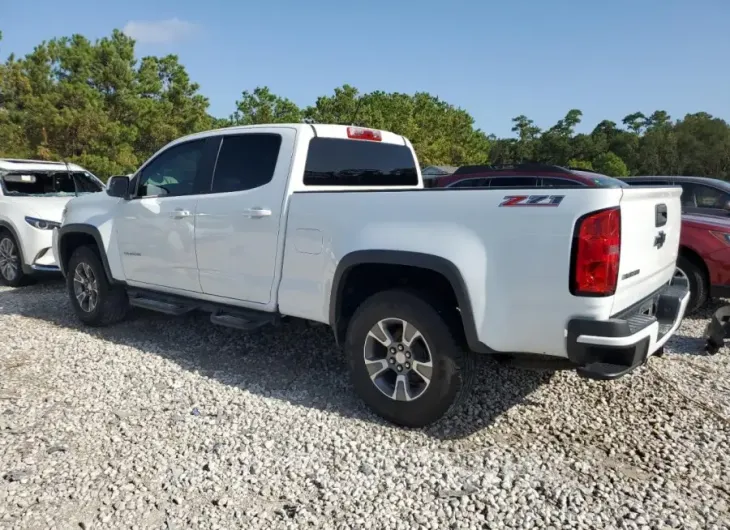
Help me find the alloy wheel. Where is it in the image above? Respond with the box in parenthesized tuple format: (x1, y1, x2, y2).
(0, 237, 19, 282)
(363, 318, 433, 402)
(73, 262, 99, 313)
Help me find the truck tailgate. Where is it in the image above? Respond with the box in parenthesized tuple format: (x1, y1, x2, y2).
(612, 186, 683, 314)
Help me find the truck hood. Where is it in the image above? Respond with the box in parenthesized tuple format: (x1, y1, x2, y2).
(11, 196, 75, 223)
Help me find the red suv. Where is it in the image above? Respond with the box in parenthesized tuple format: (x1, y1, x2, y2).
(677, 214, 730, 312)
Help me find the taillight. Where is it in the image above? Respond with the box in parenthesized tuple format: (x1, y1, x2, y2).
(570, 207, 621, 296)
(347, 126, 382, 142)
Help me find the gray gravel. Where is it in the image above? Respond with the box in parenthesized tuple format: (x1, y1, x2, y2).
(1, 280, 729, 529)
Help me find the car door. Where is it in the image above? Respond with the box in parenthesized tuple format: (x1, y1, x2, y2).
(680, 182, 730, 217)
(116, 137, 216, 292)
(195, 127, 295, 306)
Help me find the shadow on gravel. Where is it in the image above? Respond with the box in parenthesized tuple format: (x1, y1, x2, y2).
(0, 280, 554, 440)
(666, 298, 727, 356)
(667, 335, 710, 355)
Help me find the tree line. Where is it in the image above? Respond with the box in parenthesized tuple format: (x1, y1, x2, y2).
(1, 29, 729, 181)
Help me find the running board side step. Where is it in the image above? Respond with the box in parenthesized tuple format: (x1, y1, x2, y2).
(129, 296, 194, 315)
(126, 287, 279, 331)
(210, 311, 276, 331)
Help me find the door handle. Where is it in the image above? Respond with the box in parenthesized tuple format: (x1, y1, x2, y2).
(243, 207, 272, 218)
(169, 209, 192, 219)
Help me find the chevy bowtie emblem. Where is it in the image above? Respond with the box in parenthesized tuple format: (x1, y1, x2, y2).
(654, 231, 666, 249)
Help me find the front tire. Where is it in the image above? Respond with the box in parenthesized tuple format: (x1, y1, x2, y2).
(675, 255, 707, 314)
(67, 245, 129, 327)
(0, 231, 32, 287)
(345, 289, 474, 428)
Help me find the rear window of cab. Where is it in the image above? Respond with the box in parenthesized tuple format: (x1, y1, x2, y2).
(303, 138, 418, 186)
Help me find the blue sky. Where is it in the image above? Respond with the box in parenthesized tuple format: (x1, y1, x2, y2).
(2, 0, 729, 137)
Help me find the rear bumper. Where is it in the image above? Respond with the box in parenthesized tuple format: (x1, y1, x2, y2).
(566, 277, 690, 380)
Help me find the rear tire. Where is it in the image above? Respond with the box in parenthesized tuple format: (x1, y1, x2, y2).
(67, 245, 129, 327)
(345, 289, 474, 428)
(0, 230, 33, 287)
(675, 255, 707, 314)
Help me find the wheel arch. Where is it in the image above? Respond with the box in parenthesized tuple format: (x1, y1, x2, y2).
(329, 249, 491, 353)
(58, 224, 115, 282)
(0, 219, 30, 273)
(679, 244, 709, 284)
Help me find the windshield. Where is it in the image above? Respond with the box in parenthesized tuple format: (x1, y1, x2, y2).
(0, 170, 104, 197)
(572, 171, 630, 188)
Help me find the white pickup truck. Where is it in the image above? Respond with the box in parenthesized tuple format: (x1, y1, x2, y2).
(54, 124, 690, 427)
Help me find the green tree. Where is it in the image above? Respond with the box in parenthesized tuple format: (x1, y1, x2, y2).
(637, 111, 678, 175)
(231, 86, 302, 125)
(510, 115, 540, 161)
(622, 112, 647, 135)
(567, 158, 594, 170)
(4, 28, 730, 182)
(674, 112, 730, 178)
(0, 29, 212, 179)
(304, 85, 490, 165)
(593, 152, 629, 177)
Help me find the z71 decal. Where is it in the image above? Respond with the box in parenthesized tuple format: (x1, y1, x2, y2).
(499, 195, 565, 207)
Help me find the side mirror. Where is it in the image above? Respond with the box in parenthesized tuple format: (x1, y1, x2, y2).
(724, 199, 730, 211)
(106, 176, 130, 199)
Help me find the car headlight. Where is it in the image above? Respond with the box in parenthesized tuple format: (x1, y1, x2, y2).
(24, 216, 61, 230)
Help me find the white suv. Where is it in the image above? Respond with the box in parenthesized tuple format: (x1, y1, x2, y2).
(0, 159, 105, 286)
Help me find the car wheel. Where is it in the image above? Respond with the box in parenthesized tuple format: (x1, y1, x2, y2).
(0, 231, 32, 287)
(674, 255, 707, 314)
(345, 289, 474, 428)
(67, 245, 129, 327)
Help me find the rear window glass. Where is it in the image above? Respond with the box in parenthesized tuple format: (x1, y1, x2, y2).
(622, 179, 671, 186)
(542, 177, 584, 188)
(303, 138, 418, 186)
(572, 171, 629, 188)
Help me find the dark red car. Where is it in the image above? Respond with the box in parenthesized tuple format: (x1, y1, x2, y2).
(677, 214, 730, 312)
(430, 163, 629, 189)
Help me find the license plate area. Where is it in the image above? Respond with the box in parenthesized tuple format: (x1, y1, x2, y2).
(639, 298, 657, 318)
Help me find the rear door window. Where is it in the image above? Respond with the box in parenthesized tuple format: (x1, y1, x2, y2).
(448, 178, 490, 188)
(489, 176, 539, 187)
(688, 184, 730, 209)
(303, 138, 418, 186)
(210, 133, 282, 193)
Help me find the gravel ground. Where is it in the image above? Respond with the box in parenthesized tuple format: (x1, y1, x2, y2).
(1, 280, 729, 530)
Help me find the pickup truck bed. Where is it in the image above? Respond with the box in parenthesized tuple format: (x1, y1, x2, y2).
(54, 123, 690, 427)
